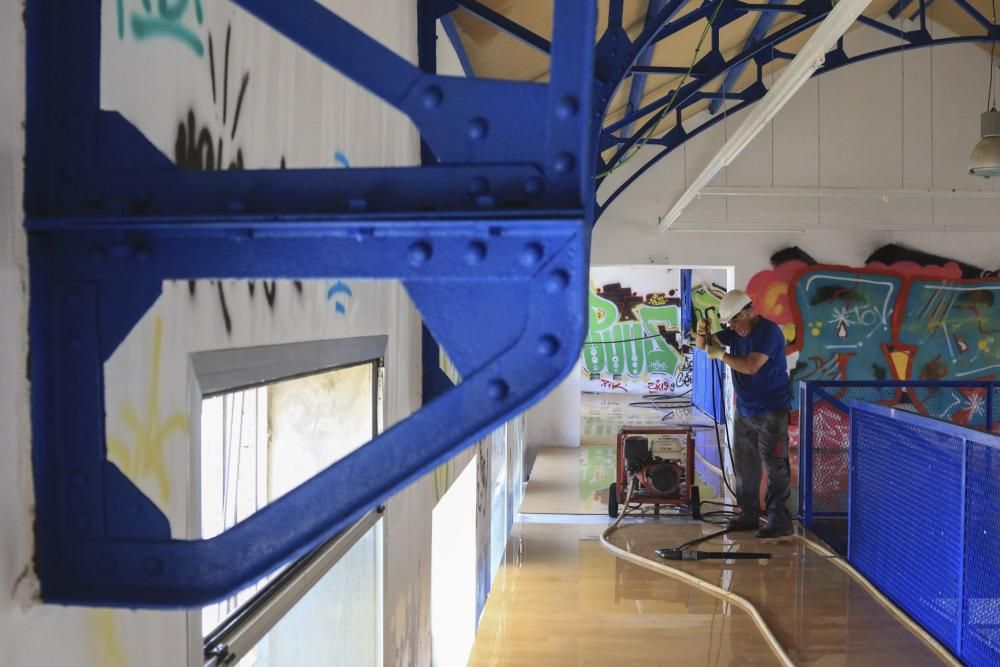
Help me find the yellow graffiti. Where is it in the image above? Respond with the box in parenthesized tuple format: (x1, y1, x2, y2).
(107, 317, 187, 505)
(89, 610, 127, 667)
(889, 349, 913, 381)
(764, 282, 787, 317)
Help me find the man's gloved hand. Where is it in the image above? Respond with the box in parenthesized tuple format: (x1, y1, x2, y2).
(696, 318, 710, 337)
(705, 343, 725, 360)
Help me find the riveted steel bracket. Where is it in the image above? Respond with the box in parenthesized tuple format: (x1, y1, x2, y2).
(25, 0, 595, 606)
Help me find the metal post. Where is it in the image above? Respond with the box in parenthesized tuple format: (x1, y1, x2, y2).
(799, 382, 813, 527)
(957, 437, 968, 656)
(847, 402, 856, 562)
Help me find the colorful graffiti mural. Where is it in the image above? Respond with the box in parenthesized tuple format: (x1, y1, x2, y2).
(582, 280, 722, 394)
(747, 245, 1000, 422)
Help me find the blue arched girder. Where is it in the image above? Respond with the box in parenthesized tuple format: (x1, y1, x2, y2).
(592, 0, 1000, 217)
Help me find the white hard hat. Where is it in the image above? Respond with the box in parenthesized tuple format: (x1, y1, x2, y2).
(718, 289, 753, 324)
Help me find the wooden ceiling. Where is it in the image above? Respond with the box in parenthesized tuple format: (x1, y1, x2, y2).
(450, 0, 998, 143)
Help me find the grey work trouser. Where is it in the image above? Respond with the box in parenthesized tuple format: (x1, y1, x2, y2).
(733, 409, 791, 526)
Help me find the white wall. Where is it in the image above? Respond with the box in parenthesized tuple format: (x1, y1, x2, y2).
(525, 360, 582, 448)
(0, 0, 30, 661)
(595, 26, 1000, 282)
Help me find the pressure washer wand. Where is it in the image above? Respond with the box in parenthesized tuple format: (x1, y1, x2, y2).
(655, 549, 771, 560)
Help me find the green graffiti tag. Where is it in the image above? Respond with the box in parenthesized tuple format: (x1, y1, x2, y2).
(583, 291, 685, 378)
(118, 0, 206, 56)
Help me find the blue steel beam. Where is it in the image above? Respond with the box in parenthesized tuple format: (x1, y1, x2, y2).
(888, 0, 915, 19)
(26, 0, 595, 607)
(708, 0, 787, 115)
(441, 14, 477, 78)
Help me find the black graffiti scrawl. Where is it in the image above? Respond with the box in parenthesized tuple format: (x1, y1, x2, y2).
(177, 24, 298, 334)
(175, 25, 248, 171)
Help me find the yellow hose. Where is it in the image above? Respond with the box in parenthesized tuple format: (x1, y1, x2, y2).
(600, 478, 796, 667)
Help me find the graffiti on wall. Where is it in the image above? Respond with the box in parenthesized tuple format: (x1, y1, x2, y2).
(106, 317, 188, 506)
(117, 0, 206, 56)
(582, 282, 716, 394)
(748, 244, 999, 421)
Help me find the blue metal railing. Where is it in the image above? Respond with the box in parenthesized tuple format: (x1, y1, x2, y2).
(799, 380, 998, 554)
(847, 401, 1000, 665)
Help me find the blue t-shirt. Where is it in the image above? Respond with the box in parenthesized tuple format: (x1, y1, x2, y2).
(716, 318, 790, 417)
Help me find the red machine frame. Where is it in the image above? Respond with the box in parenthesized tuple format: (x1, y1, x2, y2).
(610, 426, 697, 516)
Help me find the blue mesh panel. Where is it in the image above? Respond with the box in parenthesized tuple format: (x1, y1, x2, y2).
(963, 440, 1000, 666)
(692, 348, 723, 424)
(850, 408, 964, 653)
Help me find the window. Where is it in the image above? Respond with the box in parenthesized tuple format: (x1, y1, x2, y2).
(194, 337, 385, 667)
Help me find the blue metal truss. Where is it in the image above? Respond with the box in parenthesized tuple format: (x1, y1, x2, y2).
(595, 0, 1000, 216)
(26, 0, 596, 607)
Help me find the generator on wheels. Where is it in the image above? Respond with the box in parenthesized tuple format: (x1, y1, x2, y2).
(609, 427, 699, 518)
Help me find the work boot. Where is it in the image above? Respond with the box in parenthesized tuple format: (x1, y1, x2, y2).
(725, 512, 760, 531)
(755, 520, 793, 539)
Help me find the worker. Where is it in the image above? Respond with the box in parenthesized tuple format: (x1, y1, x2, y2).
(695, 289, 792, 538)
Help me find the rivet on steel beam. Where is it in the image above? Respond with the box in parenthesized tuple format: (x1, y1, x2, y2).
(467, 176, 489, 195)
(537, 335, 560, 357)
(465, 240, 488, 265)
(553, 153, 576, 174)
(545, 269, 570, 293)
(555, 96, 579, 120)
(520, 242, 544, 267)
(522, 176, 544, 196)
(420, 86, 444, 110)
(467, 117, 489, 139)
(408, 240, 433, 266)
(487, 378, 509, 401)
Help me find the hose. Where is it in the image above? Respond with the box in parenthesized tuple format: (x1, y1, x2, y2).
(601, 480, 794, 667)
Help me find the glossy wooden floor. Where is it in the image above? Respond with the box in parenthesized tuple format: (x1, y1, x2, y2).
(470, 520, 948, 666)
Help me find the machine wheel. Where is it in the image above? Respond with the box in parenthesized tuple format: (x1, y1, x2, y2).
(608, 483, 619, 518)
(690, 485, 701, 520)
